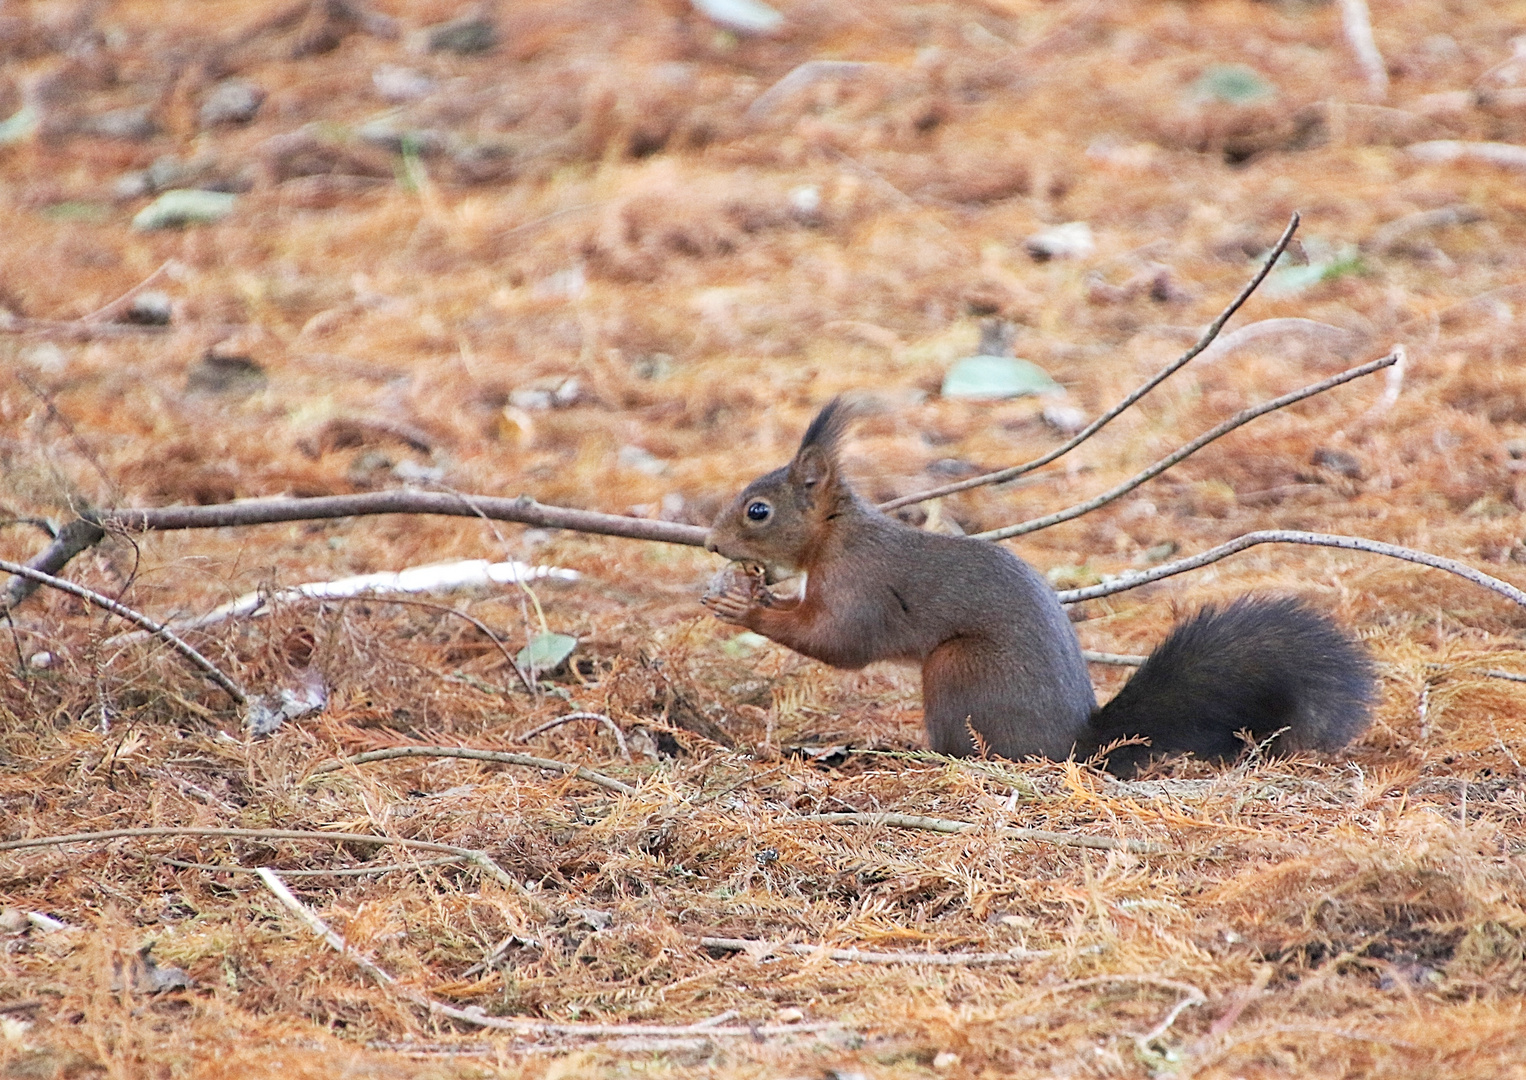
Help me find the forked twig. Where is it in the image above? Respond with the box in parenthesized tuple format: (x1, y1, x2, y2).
(308, 745, 638, 795)
(2, 518, 106, 609)
(0, 557, 247, 706)
(879, 213, 1301, 512)
(797, 811, 1163, 853)
(518, 711, 632, 762)
(977, 350, 1400, 541)
(1054, 530, 1526, 609)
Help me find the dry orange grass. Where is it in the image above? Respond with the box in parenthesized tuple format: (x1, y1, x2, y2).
(3, 0, 1526, 1076)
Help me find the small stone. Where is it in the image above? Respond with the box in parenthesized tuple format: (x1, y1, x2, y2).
(1311, 447, 1363, 479)
(776, 1007, 805, 1024)
(933, 1051, 961, 1070)
(0, 909, 28, 933)
(789, 184, 822, 224)
(423, 13, 497, 54)
(618, 445, 667, 476)
(132, 189, 236, 231)
(1026, 221, 1095, 262)
(185, 353, 266, 395)
(691, 0, 785, 36)
(84, 105, 158, 141)
(124, 292, 173, 326)
(199, 79, 265, 127)
(1042, 400, 1087, 434)
(372, 64, 435, 103)
(27, 651, 55, 669)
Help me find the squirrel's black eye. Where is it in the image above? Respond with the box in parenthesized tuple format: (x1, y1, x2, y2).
(746, 500, 771, 522)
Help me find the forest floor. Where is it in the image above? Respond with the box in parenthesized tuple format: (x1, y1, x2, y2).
(3, 0, 1526, 1077)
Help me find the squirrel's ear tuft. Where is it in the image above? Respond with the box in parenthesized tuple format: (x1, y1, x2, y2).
(789, 397, 854, 501)
(795, 397, 854, 463)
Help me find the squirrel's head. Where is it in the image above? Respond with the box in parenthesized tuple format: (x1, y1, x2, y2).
(705, 397, 854, 582)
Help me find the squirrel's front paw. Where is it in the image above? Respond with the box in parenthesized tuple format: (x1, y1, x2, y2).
(701, 562, 767, 624)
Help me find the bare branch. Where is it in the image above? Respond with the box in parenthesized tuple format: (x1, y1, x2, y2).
(699, 936, 1049, 964)
(1054, 530, 1526, 609)
(518, 711, 632, 762)
(308, 745, 638, 795)
(0, 557, 247, 705)
(2, 494, 704, 607)
(1, 518, 105, 610)
(977, 350, 1399, 541)
(94, 491, 708, 546)
(797, 812, 1164, 853)
(878, 213, 1301, 512)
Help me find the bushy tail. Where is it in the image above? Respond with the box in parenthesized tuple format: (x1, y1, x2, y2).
(1077, 597, 1375, 777)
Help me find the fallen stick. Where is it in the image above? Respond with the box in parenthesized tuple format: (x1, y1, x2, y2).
(308, 745, 638, 796)
(880, 213, 1301, 512)
(95, 491, 707, 545)
(796, 812, 1164, 854)
(0, 557, 247, 706)
(700, 936, 1049, 964)
(1053, 530, 1526, 610)
(978, 350, 1400, 541)
(257, 868, 841, 1041)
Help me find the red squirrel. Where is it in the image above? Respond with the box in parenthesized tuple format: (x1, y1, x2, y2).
(701, 398, 1375, 776)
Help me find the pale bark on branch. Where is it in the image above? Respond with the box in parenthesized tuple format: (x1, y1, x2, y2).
(1054, 530, 1526, 609)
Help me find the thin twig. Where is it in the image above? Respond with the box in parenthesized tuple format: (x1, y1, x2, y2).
(258, 869, 839, 1041)
(797, 812, 1164, 854)
(497, 202, 602, 241)
(977, 350, 1399, 541)
(0, 825, 548, 918)
(700, 937, 1049, 964)
(0, 316, 172, 340)
(1053, 530, 1526, 609)
(1083, 650, 1146, 666)
(308, 745, 638, 796)
(879, 213, 1301, 512)
(0, 557, 247, 706)
(1027, 975, 1206, 1054)
(518, 711, 632, 762)
(159, 855, 468, 877)
(78, 260, 173, 324)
